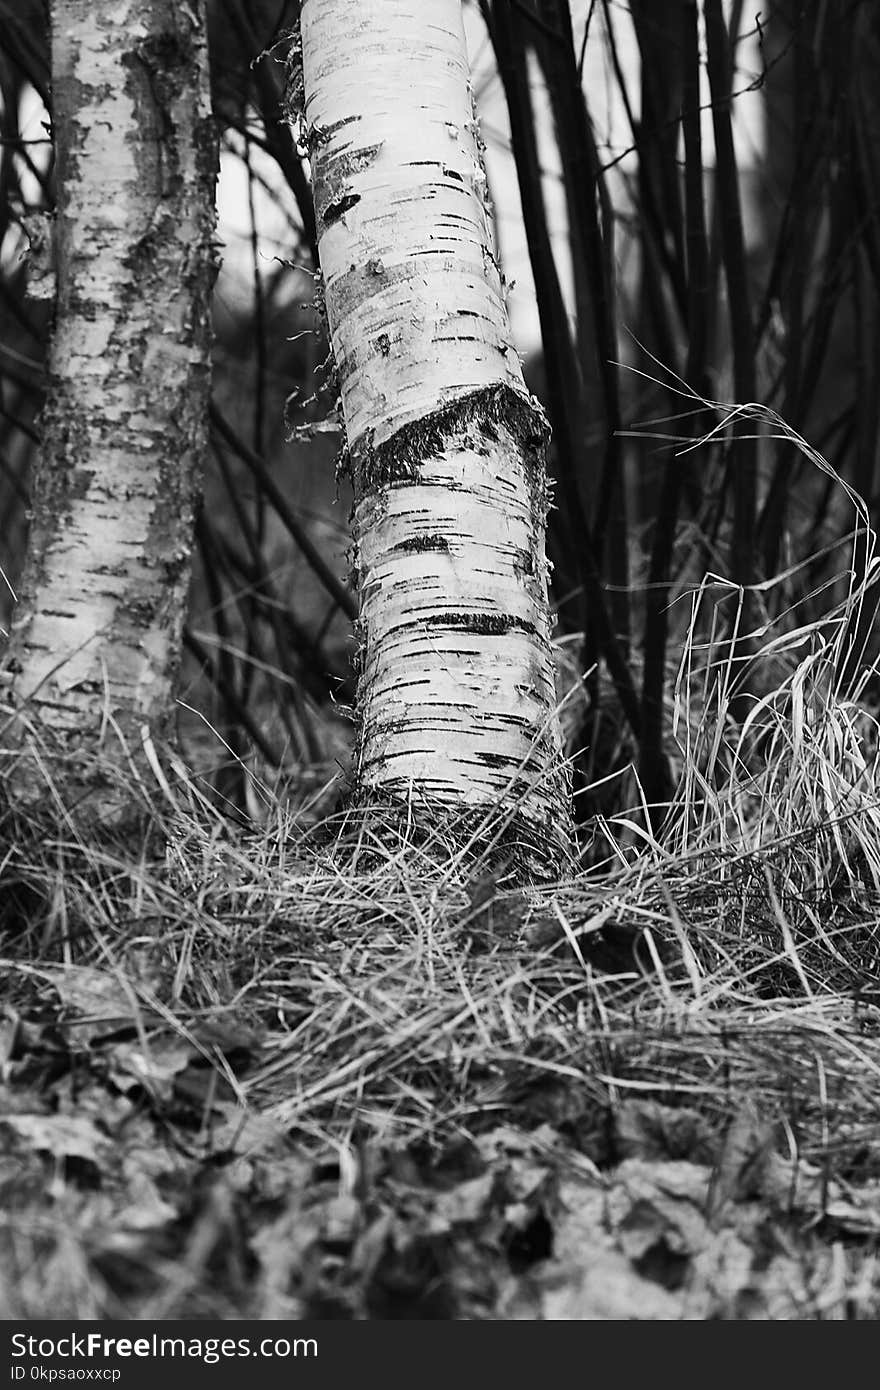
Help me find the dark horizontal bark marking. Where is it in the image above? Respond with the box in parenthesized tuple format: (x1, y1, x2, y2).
(426, 611, 539, 638)
(348, 382, 549, 493)
(476, 750, 545, 772)
(476, 750, 521, 768)
(391, 534, 451, 553)
(322, 192, 361, 226)
(308, 114, 360, 153)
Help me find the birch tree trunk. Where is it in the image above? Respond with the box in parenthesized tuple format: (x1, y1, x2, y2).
(2, 0, 216, 802)
(291, 0, 572, 868)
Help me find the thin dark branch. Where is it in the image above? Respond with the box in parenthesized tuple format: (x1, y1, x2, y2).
(209, 401, 358, 623)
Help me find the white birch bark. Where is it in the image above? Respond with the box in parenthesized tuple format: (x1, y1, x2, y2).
(3, 0, 216, 792)
(293, 0, 572, 863)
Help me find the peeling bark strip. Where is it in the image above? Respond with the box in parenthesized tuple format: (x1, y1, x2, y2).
(5, 0, 216, 764)
(294, 0, 572, 857)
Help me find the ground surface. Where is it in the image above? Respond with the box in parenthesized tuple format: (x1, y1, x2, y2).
(3, 774, 880, 1322)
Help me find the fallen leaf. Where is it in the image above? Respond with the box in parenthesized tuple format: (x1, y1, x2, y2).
(501, 1245, 684, 1319)
(683, 1228, 756, 1317)
(0, 1008, 18, 1068)
(108, 1037, 194, 1099)
(613, 1099, 717, 1164)
(2, 1112, 110, 1165)
(706, 1098, 775, 1222)
(428, 1172, 496, 1233)
(36, 965, 136, 1044)
(114, 1171, 179, 1233)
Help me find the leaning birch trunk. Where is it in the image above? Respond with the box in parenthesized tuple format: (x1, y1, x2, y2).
(2, 0, 216, 808)
(291, 0, 572, 870)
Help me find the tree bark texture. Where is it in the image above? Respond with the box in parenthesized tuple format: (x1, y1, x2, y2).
(292, 0, 572, 862)
(3, 0, 216, 770)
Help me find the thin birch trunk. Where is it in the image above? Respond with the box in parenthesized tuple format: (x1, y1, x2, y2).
(291, 0, 572, 867)
(3, 0, 216, 798)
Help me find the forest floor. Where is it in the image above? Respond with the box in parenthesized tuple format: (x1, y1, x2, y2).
(2, 752, 880, 1321)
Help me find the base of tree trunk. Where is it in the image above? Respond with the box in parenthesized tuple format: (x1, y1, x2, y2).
(0, 715, 177, 838)
(315, 792, 575, 883)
